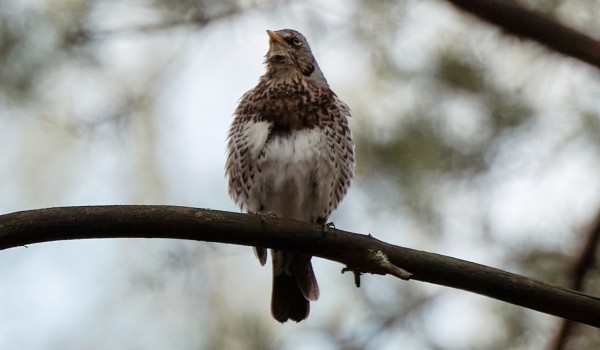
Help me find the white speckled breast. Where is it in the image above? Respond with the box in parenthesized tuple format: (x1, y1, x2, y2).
(245, 123, 333, 221)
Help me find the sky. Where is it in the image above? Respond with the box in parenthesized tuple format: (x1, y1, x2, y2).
(1, 0, 599, 349)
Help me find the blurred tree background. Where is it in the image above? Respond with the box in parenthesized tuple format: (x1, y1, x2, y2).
(1, 0, 599, 349)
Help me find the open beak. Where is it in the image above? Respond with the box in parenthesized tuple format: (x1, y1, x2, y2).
(267, 30, 287, 46)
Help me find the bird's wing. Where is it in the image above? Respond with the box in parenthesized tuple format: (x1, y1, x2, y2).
(225, 91, 271, 210)
(318, 93, 355, 220)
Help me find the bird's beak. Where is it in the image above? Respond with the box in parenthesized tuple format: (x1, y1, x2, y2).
(267, 30, 287, 46)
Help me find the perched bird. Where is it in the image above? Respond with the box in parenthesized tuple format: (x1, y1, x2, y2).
(225, 29, 354, 323)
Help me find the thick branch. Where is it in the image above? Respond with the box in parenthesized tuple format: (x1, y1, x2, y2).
(442, 0, 600, 69)
(1, 206, 599, 327)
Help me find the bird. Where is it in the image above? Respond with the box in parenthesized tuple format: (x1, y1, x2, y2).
(225, 29, 354, 323)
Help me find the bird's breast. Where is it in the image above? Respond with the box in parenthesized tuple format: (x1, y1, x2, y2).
(264, 127, 323, 168)
(257, 127, 329, 220)
(257, 79, 329, 131)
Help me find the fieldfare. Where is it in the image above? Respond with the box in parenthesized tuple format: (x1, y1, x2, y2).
(225, 29, 354, 322)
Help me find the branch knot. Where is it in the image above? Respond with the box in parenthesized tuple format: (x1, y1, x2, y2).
(342, 249, 412, 287)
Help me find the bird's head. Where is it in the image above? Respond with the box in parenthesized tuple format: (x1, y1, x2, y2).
(264, 29, 328, 86)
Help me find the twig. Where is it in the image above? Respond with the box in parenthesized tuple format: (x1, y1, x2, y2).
(68, 0, 288, 43)
(548, 210, 600, 350)
(342, 249, 412, 286)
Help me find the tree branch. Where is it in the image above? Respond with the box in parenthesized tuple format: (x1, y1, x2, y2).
(549, 210, 600, 349)
(69, 0, 288, 43)
(441, 0, 600, 69)
(1, 205, 599, 327)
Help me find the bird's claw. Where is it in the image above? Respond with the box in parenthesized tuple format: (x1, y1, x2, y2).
(257, 211, 278, 223)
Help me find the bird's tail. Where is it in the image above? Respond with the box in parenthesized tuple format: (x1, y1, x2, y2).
(271, 251, 319, 323)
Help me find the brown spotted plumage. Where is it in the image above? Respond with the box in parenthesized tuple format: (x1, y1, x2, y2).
(225, 29, 354, 323)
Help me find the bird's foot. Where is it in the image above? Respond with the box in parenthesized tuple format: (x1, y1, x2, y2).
(256, 211, 278, 223)
(314, 217, 335, 229)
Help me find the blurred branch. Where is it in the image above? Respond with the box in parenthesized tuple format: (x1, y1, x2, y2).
(549, 210, 600, 350)
(69, 0, 287, 43)
(1, 206, 599, 327)
(442, 0, 600, 69)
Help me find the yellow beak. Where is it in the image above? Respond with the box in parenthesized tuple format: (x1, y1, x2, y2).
(267, 30, 287, 46)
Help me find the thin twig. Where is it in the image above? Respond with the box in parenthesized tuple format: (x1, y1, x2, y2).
(69, 0, 288, 43)
(548, 210, 600, 350)
(342, 249, 412, 282)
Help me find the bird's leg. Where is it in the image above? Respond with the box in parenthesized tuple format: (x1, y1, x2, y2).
(315, 217, 335, 236)
(315, 217, 335, 228)
(249, 210, 278, 223)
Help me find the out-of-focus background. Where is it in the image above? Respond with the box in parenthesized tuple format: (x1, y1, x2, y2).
(1, 0, 599, 349)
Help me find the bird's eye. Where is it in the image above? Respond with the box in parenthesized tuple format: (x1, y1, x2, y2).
(290, 36, 302, 47)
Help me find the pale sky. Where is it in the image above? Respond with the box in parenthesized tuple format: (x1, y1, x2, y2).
(1, 0, 599, 348)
